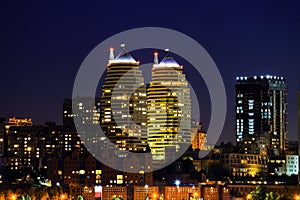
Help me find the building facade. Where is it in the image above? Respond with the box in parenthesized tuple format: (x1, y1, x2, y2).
(133, 186, 159, 200)
(191, 121, 207, 151)
(235, 75, 288, 155)
(276, 155, 299, 176)
(63, 97, 101, 127)
(100, 47, 148, 153)
(218, 153, 268, 177)
(147, 52, 191, 162)
(102, 186, 127, 200)
(164, 186, 201, 200)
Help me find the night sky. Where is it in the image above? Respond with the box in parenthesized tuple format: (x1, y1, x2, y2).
(1, 1, 300, 142)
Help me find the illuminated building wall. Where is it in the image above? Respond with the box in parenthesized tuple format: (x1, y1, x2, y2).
(191, 121, 207, 150)
(134, 186, 159, 200)
(218, 153, 268, 177)
(63, 97, 101, 127)
(235, 75, 288, 155)
(4, 118, 34, 169)
(164, 186, 200, 200)
(276, 155, 299, 176)
(147, 52, 191, 161)
(102, 186, 127, 200)
(6, 126, 42, 170)
(5, 123, 82, 171)
(56, 126, 82, 153)
(268, 155, 285, 176)
(100, 48, 148, 153)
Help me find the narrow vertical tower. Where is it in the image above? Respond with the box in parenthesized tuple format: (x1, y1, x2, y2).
(147, 51, 191, 161)
(100, 46, 148, 153)
(153, 52, 159, 65)
(108, 47, 115, 63)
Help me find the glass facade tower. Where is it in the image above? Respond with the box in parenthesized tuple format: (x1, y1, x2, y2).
(235, 75, 287, 155)
(147, 53, 191, 161)
(100, 48, 148, 153)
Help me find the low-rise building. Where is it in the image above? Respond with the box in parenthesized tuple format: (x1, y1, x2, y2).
(102, 186, 127, 200)
(276, 155, 299, 176)
(218, 153, 268, 177)
(164, 186, 201, 200)
(134, 186, 159, 200)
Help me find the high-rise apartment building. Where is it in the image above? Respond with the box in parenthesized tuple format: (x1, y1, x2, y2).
(63, 97, 100, 127)
(100, 47, 148, 153)
(147, 52, 191, 161)
(235, 75, 288, 155)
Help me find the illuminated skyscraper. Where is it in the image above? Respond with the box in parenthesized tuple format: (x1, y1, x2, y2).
(100, 47, 148, 153)
(147, 52, 191, 161)
(235, 75, 288, 155)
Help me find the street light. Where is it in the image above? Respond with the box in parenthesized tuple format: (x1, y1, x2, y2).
(11, 194, 17, 200)
(175, 180, 181, 187)
(294, 194, 300, 200)
(194, 192, 198, 199)
(247, 194, 251, 200)
(153, 193, 157, 200)
(145, 185, 149, 200)
(175, 180, 181, 200)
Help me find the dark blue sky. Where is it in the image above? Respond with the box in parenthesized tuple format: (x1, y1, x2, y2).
(1, 1, 300, 142)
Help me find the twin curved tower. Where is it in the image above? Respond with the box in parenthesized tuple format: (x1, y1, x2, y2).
(100, 46, 191, 161)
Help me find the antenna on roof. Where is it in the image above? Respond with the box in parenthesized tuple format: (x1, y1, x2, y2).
(109, 47, 114, 62)
(153, 52, 159, 64)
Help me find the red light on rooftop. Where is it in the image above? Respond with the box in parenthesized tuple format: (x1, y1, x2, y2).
(154, 52, 158, 56)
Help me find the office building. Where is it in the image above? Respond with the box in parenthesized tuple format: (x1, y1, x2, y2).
(147, 52, 191, 161)
(218, 153, 268, 177)
(235, 75, 287, 155)
(100, 47, 148, 153)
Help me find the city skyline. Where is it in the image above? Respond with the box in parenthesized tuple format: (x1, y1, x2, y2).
(2, 1, 300, 199)
(1, 1, 300, 143)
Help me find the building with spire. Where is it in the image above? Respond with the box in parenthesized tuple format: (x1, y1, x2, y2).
(100, 46, 148, 153)
(147, 51, 191, 161)
(235, 75, 288, 155)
